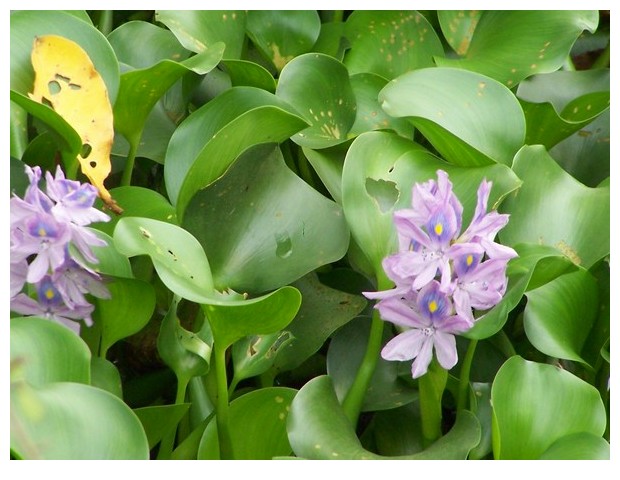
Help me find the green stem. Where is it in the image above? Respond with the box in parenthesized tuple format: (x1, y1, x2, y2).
(490, 329, 517, 358)
(342, 272, 392, 425)
(97, 11, 114, 36)
(120, 139, 138, 187)
(157, 377, 188, 459)
(457, 339, 478, 414)
(418, 358, 447, 447)
(332, 10, 344, 23)
(214, 344, 234, 460)
(592, 43, 610, 69)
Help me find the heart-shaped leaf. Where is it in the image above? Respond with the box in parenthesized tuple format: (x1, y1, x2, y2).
(379, 68, 526, 166)
(134, 404, 192, 450)
(276, 53, 357, 149)
(491, 356, 606, 459)
(435, 11, 599, 86)
(182, 144, 350, 293)
(437, 10, 482, 55)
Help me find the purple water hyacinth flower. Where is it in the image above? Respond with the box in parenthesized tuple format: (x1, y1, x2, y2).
(377, 281, 472, 379)
(11, 258, 28, 298)
(52, 256, 111, 309)
(11, 276, 94, 333)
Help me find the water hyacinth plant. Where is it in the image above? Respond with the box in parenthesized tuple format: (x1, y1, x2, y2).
(9, 10, 610, 464)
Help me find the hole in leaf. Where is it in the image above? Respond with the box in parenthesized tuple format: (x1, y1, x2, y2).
(365, 177, 400, 214)
(68, 83, 82, 90)
(275, 232, 293, 259)
(48, 80, 61, 95)
(89, 161, 97, 168)
(41, 97, 54, 109)
(80, 143, 92, 159)
(55, 73, 71, 83)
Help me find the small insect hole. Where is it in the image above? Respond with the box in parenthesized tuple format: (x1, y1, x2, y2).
(68, 83, 82, 90)
(80, 143, 92, 159)
(89, 161, 97, 168)
(48, 80, 61, 95)
(41, 97, 54, 109)
(55, 73, 71, 83)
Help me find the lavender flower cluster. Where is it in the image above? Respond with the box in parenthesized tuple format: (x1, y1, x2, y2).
(10, 165, 112, 333)
(364, 170, 517, 379)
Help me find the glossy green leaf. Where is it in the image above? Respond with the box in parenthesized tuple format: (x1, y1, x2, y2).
(113, 217, 215, 303)
(435, 11, 599, 86)
(10, 10, 119, 101)
(90, 357, 122, 398)
(155, 10, 246, 59)
(232, 332, 294, 386)
(112, 40, 224, 152)
(349, 73, 414, 138)
(379, 68, 526, 166)
(10, 156, 30, 197)
(158, 297, 212, 385)
(438, 10, 482, 55)
(312, 21, 347, 60)
(134, 404, 191, 449)
(275, 273, 366, 371)
(10, 381, 149, 459)
(302, 142, 350, 205)
(468, 382, 493, 459)
(550, 109, 610, 187)
(246, 10, 321, 71)
(466, 243, 577, 340)
(10, 102, 28, 158)
(274, 272, 367, 372)
(94, 277, 156, 357)
(94, 186, 177, 237)
(86, 229, 133, 278)
(524, 270, 598, 365)
(539, 432, 610, 460)
(369, 402, 423, 456)
(10, 90, 81, 168)
(183, 144, 350, 293)
(327, 317, 417, 412)
(204, 286, 301, 350)
(198, 387, 297, 459)
(10, 317, 91, 387)
(344, 11, 443, 79)
(164, 86, 308, 218)
(517, 69, 610, 149)
(499, 145, 609, 269)
(492, 356, 606, 459)
(287, 375, 480, 459)
(276, 53, 356, 149)
(342, 131, 521, 275)
(220, 59, 276, 92)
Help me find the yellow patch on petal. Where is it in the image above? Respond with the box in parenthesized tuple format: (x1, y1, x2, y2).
(466, 254, 473, 266)
(434, 223, 443, 236)
(428, 300, 438, 313)
(44, 288, 55, 300)
(29, 35, 122, 214)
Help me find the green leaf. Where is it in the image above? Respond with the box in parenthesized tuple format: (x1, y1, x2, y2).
(274, 272, 367, 372)
(379, 68, 526, 166)
(499, 145, 609, 269)
(163, 86, 308, 219)
(10, 102, 28, 158)
(276, 53, 357, 149)
(349, 73, 414, 138)
(220, 59, 276, 92)
(435, 11, 599, 86)
(538, 432, 610, 460)
(328, 317, 418, 411)
(158, 297, 212, 385)
(90, 357, 122, 398)
(302, 142, 350, 205)
(10, 317, 91, 387)
(198, 387, 297, 459)
(312, 21, 347, 60)
(112, 38, 224, 152)
(86, 229, 133, 278)
(134, 404, 191, 450)
(113, 217, 215, 303)
(246, 10, 321, 71)
(517, 69, 610, 149)
(468, 382, 493, 459)
(182, 144, 350, 293)
(524, 269, 598, 365)
(155, 10, 246, 59)
(466, 243, 577, 340)
(10, 381, 149, 459)
(491, 356, 607, 459)
(342, 131, 521, 275)
(10, 10, 120, 101)
(94, 186, 177, 237)
(94, 277, 156, 357)
(287, 375, 480, 459)
(438, 10, 482, 55)
(344, 11, 443, 79)
(232, 332, 294, 386)
(204, 286, 301, 350)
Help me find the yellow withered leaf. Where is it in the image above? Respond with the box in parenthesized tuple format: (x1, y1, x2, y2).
(29, 34, 122, 214)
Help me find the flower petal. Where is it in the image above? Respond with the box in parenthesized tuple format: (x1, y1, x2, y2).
(375, 297, 428, 329)
(433, 331, 458, 370)
(410, 337, 434, 378)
